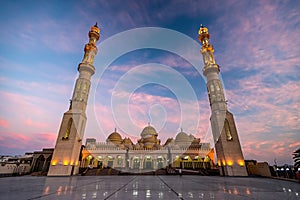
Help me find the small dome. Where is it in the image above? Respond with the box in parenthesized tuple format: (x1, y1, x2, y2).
(134, 143, 140, 149)
(192, 138, 201, 145)
(164, 138, 174, 146)
(141, 125, 157, 138)
(123, 137, 133, 145)
(107, 130, 122, 144)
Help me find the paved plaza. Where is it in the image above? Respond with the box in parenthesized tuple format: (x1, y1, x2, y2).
(0, 175, 299, 200)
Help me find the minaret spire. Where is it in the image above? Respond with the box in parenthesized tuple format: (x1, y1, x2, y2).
(198, 25, 227, 142)
(198, 25, 247, 176)
(70, 24, 100, 112)
(48, 24, 100, 176)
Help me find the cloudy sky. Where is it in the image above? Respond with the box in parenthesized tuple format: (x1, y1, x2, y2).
(0, 0, 299, 165)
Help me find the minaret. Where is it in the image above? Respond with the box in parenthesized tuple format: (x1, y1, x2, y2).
(198, 25, 248, 176)
(48, 23, 100, 176)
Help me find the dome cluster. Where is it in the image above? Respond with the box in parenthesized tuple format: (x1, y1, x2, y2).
(105, 125, 201, 150)
(106, 129, 133, 149)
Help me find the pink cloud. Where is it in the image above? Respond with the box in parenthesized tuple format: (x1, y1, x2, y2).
(0, 132, 56, 155)
(242, 137, 297, 165)
(289, 142, 300, 149)
(24, 118, 49, 129)
(0, 90, 66, 154)
(0, 132, 30, 149)
(214, 0, 300, 81)
(0, 118, 9, 128)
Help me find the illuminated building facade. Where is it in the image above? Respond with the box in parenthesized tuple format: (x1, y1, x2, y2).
(82, 126, 214, 171)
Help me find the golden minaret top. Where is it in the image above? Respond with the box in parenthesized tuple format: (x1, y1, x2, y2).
(82, 23, 100, 65)
(198, 24, 209, 42)
(89, 22, 100, 39)
(198, 24, 218, 72)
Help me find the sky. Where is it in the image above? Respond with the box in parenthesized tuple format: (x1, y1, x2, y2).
(0, 0, 299, 165)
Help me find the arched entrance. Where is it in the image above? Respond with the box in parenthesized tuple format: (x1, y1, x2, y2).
(95, 156, 103, 168)
(173, 155, 182, 168)
(106, 156, 114, 168)
(193, 156, 204, 169)
(143, 156, 153, 169)
(132, 156, 140, 169)
(34, 155, 45, 172)
(44, 155, 52, 172)
(157, 156, 164, 169)
(183, 155, 193, 169)
(116, 155, 123, 167)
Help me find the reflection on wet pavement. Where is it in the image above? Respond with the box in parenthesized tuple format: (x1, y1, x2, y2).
(0, 175, 299, 199)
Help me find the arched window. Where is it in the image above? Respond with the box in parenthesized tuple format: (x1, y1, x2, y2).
(77, 80, 82, 90)
(211, 95, 216, 103)
(224, 119, 233, 141)
(83, 82, 87, 92)
(210, 84, 215, 92)
(117, 155, 122, 165)
(215, 82, 220, 90)
(63, 118, 73, 139)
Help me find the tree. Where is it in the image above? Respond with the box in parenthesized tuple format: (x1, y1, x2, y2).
(292, 148, 300, 170)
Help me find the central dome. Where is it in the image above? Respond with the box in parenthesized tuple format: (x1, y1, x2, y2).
(141, 125, 157, 138)
(175, 131, 189, 142)
(175, 130, 194, 144)
(139, 124, 159, 149)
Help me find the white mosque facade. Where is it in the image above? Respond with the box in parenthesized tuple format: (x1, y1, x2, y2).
(81, 125, 214, 171)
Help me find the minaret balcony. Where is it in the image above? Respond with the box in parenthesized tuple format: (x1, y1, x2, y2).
(203, 64, 220, 76)
(78, 63, 95, 75)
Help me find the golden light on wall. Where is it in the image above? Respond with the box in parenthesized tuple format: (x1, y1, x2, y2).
(238, 160, 245, 166)
(51, 160, 57, 166)
(227, 160, 233, 166)
(63, 160, 69, 166)
(70, 161, 74, 166)
(222, 160, 226, 166)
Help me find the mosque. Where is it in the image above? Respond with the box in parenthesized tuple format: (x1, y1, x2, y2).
(81, 126, 214, 171)
(47, 23, 248, 177)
